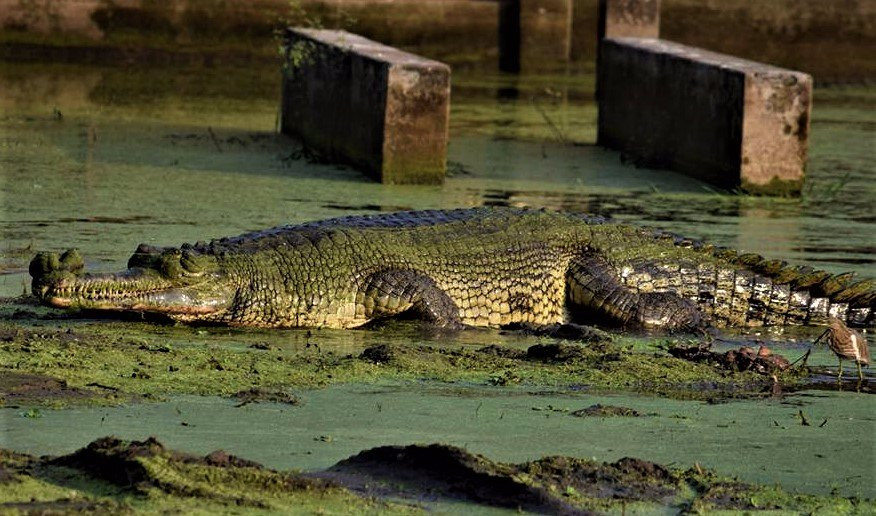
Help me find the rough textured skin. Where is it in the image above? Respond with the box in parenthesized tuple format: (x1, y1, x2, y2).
(29, 208, 875, 330)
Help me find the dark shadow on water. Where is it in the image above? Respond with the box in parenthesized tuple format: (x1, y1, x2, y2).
(472, 187, 743, 221)
(496, 86, 520, 100)
(803, 370, 874, 395)
(321, 203, 415, 213)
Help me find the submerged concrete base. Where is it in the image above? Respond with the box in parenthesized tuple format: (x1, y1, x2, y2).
(281, 28, 450, 184)
(598, 38, 811, 195)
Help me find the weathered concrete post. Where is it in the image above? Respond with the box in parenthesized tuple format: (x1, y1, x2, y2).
(596, 0, 812, 195)
(280, 28, 451, 184)
(498, 0, 573, 73)
(597, 0, 660, 40)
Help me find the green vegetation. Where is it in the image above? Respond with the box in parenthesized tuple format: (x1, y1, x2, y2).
(740, 176, 805, 197)
(0, 308, 808, 408)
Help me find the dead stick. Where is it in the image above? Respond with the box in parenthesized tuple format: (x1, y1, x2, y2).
(207, 126, 223, 153)
(811, 328, 830, 347)
(788, 348, 811, 369)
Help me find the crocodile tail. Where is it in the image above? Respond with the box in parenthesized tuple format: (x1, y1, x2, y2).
(702, 247, 874, 327)
(624, 230, 875, 327)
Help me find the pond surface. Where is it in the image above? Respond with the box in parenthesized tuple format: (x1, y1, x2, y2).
(1, 62, 873, 293)
(1, 60, 874, 502)
(2, 385, 874, 498)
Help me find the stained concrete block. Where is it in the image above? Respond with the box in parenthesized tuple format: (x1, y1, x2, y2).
(597, 38, 811, 194)
(520, 0, 573, 70)
(499, 0, 573, 73)
(597, 0, 660, 40)
(281, 28, 450, 184)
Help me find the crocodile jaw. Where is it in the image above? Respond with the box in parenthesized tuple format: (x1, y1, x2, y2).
(43, 277, 229, 316)
(31, 254, 232, 317)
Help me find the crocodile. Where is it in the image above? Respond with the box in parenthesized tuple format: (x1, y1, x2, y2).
(28, 208, 875, 330)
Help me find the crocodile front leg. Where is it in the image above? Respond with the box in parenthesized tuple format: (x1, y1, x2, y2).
(567, 256, 702, 330)
(358, 269, 464, 329)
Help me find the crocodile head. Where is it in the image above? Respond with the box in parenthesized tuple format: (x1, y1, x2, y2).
(29, 245, 233, 320)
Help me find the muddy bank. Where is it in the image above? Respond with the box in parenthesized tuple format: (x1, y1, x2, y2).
(1, 436, 869, 514)
(0, 312, 821, 407)
(331, 443, 869, 513)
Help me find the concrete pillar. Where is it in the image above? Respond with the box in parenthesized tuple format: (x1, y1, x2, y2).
(597, 0, 660, 40)
(498, 0, 522, 73)
(280, 28, 450, 185)
(499, 0, 573, 73)
(597, 38, 811, 195)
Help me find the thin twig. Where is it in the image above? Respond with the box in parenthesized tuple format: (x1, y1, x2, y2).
(85, 382, 119, 391)
(788, 348, 811, 369)
(207, 126, 223, 153)
(530, 96, 570, 145)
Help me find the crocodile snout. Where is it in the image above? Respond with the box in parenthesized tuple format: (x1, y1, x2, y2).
(29, 249, 84, 296)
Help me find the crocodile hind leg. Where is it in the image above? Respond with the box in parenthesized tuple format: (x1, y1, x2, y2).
(358, 269, 464, 329)
(566, 256, 703, 330)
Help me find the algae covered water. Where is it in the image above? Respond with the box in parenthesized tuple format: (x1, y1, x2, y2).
(1, 60, 874, 510)
(1, 62, 873, 295)
(3, 385, 874, 498)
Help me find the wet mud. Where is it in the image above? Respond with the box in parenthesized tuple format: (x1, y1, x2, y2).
(330, 444, 582, 514)
(2, 437, 869, 514)
(328, 442, 875, 513)
(0, 372, 114, 408)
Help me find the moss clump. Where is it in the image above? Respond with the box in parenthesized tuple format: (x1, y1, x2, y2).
(331, 443, 872, 514)
(741, 176, 805, 197)
(569, 403, 642, 417)
(0, 437, 410, 514)
(232, 387, 302, 407)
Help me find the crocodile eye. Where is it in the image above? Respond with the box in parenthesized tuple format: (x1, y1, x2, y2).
(159, 251, 184, 279)
(59, 249, 84, 272)
(180, 251, 203, 274)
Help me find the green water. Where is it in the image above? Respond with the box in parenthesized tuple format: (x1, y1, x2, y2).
(2, 385, 873, 498)
(1, 60, 874, 502)
(1, 62, 873, 296)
